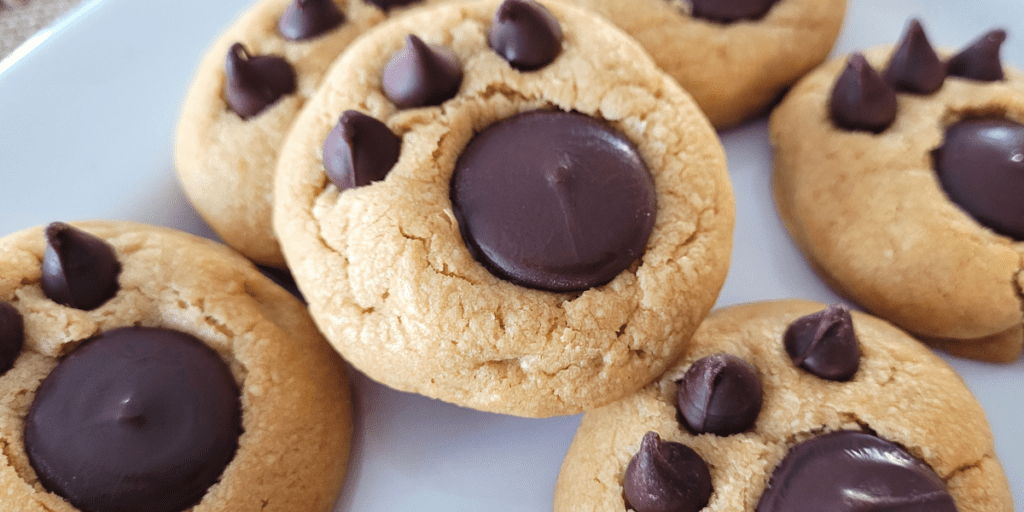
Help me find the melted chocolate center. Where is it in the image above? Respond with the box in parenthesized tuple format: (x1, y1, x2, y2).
(934, 118, 1024, 239)
(689, 0, 779, 23)
(25, 327, 242, 512)
(755, 431, 957, 512)
(677, 353, 762, 436)
(450, 110, 656, 292)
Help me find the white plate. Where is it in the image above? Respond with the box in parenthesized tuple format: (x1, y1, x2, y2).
(0, 0, 1021, 510)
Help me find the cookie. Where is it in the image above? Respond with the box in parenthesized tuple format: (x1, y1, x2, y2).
(554, 300, 1013, 512)
(563, 0, 847, 128)
(770, 20, 1024, 362)
(0, 221, 351, 511)
(273, 0, 734, 417)
(175, 0, 453, 267)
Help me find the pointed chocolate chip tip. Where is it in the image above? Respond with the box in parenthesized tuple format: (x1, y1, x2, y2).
(783, 303, 860, 381)
(883, 18, 946, 94)
(278, 0, 345, 41)
(224, 43, 297, 119)
(830, 52, 898, 133)
(382, 34, 463, 108)
(489, 0, 563, 71)
(41, 222, 122, 311)
(322, 110, 402, 190)
(948, 28, 1007, 82)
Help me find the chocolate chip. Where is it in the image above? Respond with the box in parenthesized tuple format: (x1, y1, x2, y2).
(883, 19, 945, 94)
(783, 304, 860, 381)
(363, 0, 421, 10)
(381, 35, 462, 108)
(278, 0, 345, 41)
(690, 0, 779, 23)
(623, 432, 712, 512)
(224, 43, 297, 119)
(41, 222, 121, 311)
(323, 110, 402, 190)
(933, 118, 1024, 240)
(489, 0, 563, 71)
(450, 110, 656, 292)
(755, 431, 957, 512)
(948, 29, 1006, 82)
(0, 303, 24, 376)
(829, 53, 898, 133)
(24, 327, 242, 512)
(677, 353, 762, 436)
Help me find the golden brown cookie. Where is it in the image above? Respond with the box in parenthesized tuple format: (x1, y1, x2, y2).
(273, 0, 734, 417)
(554, 300, 1013, 512)
(565, 0, 847, 128)
(0, 221, 351, 511)
(175, 0, 454, 267)
(771, 23, 1024, 362)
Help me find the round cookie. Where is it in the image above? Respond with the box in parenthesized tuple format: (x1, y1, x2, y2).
(770, 22, 1024, 362)
(554, 300, 1013, 512)
(0, 221, 351, 511)
(175, 0, 454, 267)
(273, 0, 735, 417)
(563, 0, 847, 129)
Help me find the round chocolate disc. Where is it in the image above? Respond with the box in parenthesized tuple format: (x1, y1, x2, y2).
(25, 327, 242, 512)
(450, 110, 656, 292)
(934, 118, 1024, 240)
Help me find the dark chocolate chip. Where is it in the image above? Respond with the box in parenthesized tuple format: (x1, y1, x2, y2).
(363, 0, 421, 10)
(0, 303, 24, 376)
(676, 353, 762, 436)
(933, 118, 1024, 240)
(488, 0, 563, 71)
(278, 0, 345, 41)
(450, 110, 656, 292)
(690, 0, 779, 23)
(224, 43, 297, 119)
(829, 53, 898, 133)
(41, 222, 121, 311)
(783, 304, 860, 381)
(24, 327, 242, 512)
(382, 35, 462, 108)
(947, 29, 1006, 82)
(755, 431, 957, 512)
(322, 110, 402, 190)
(623, 431, 713, 512)
(883, 19, 946, 95)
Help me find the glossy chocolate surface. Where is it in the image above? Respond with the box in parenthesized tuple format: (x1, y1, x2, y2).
(450, 110, 656, 292)
(830, 53, 898, 133)
(224, 43, 297, 119)
(884, 19, 946, 94)
(41, 222, 121, 311)
(0, 303, 23, 376)
(783, 304, 860, 381)
(623, 432, 713, 512)
(381, 35, 462, 108)
(934, 118, 1024, 239)
(677, 353, 762, 436)
(323, 110, 402, 190)
(488, 0, 562, 71)
(948, 29, 1006, 82)
(755, 431, 957, 512)
(278, 0, 345, 41)
(24, 327, 242, 512)
(690, 0, 779, 23)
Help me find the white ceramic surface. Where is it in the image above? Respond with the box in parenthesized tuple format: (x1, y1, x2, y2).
(0, 0, 1020, 510)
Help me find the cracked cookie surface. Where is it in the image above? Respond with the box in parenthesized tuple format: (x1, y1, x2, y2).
(0, 221, 351, 512)
(553, 300, 1012, 512)
(566, 0, 846, 128)
(771, 46, 1024, 362)
(273, 0, 734, 417)
(175, 0, 454, 267)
